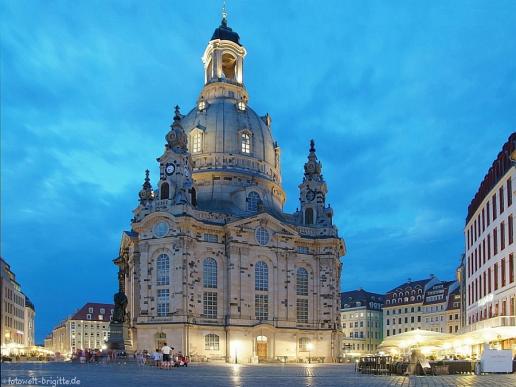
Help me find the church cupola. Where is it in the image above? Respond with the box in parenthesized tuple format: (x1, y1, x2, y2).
(298, 140, 333, 227)
(202, 11, 246, 85)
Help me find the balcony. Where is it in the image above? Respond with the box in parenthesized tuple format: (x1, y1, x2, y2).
(461, 315, 515, 333)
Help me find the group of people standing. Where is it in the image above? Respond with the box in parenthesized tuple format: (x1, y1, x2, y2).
(134, 343, 189, 368)
(72, 348, 126, 363)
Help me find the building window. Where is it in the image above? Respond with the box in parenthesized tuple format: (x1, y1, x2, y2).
(100, 308, 105, 314)
(203, 258, 217, 289)
(203, 292, 217, 319)
(297, 246, 309, 254)
(305, 208, 314, 225)
(221, 52, 236, 79)
(299, 337, 310, 351)
(493, 193, 497, 220)
(160, 182, 170, 200)
(204, 233, 218, 243)
(501, 258, 506, 287)
(297, 298, 308, 323)
(507, 178, 512, 207)
(255, 227, 270, 246)
(500, 186, 504, 213)
(88, 307, 93, 313)
(501, 221, 506, 250)
(494, 228, 498, 255)
(86, 314, 92, 320)
(510, 254, 514, 284)
(296, 268, 309, 296)
(205, 334, 219, 350)
(255, 294, 269, 320)
(236, 99, 246, 110)
(509, 215, 514, 245)
(192, 132, 202, 153)
(241, 132, 251, 154)
(156, 254, 170, 286)
(157, 289, 169, 317)
(247, 191, 260, 212)
(494, 263, 499, 291)
(255, 261, 269, 291)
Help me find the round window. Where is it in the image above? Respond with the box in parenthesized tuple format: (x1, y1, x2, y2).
(153, 221, 169, 238)
(255, 227, 269, 245)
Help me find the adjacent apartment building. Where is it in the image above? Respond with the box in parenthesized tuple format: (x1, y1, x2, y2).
(0, 257, 35, 350)
(340, 289, 384, 357)
(45, 303, 114, 355)
(421, 280, 460, 333)
(383, 276, 461, 337)
(464, 133, 515, 348)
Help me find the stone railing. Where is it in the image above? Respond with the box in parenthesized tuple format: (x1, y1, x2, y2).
(297, 226, 338, 238)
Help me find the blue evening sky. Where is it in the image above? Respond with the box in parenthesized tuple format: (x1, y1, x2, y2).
(1, 0, 515, 343)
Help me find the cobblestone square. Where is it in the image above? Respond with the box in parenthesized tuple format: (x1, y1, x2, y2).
(1, 363, 515, 387)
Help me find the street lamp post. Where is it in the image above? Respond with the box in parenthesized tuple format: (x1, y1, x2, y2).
(307, 342, 314, 364)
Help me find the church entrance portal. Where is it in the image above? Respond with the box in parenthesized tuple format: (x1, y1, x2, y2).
(256, 335, 268, 360)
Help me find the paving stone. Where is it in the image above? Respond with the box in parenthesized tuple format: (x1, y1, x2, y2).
(1, 363, 514, 387)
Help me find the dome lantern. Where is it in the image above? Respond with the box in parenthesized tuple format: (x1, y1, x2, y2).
(203, 11, 246, 86)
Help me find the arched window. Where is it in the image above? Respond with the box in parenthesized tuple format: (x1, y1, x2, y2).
(221, 53, 236, 79)
(160, 182, 169, 200)
(296, 268, 308, 296)
(241, 132, 251, 154)
(299, 337, 310, 351)
(305, 208, 314, 225)
(156, 254, 170, 286)
(190, 187, 197, 206)
(255, 261, 268, 291)
(205, 334, 219, 350)
(206, 59, 213, 81)
(192, 132, 202, 153)
(203, 258, 217, 289)
(247, 191, 260, 212)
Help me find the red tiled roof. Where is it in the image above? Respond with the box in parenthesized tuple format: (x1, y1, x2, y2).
(70, 303, 114, 322)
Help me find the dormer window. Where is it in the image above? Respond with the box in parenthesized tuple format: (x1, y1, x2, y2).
(237, 100, 246, 111)
(241, 132, 251, 153)
(198, 100, 206, 111)
(192, 132, 202, 153)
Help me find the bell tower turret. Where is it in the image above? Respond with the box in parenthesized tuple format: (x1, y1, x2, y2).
(156, 106, 196, 206)
(298, 140, 333, 226)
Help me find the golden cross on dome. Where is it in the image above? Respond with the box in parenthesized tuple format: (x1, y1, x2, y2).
(222, 0, 228, 24)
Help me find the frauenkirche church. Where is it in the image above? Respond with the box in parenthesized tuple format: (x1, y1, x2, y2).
(114, 14, 346, 363)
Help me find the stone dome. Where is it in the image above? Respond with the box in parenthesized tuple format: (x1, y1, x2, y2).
(181, 91, 280, 184)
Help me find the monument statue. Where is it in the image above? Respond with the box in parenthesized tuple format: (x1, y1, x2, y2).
(108, 255, 132, 351)
(112, 291, 128, 323)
